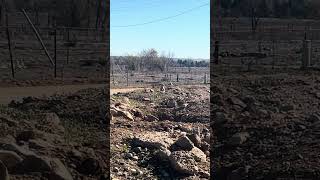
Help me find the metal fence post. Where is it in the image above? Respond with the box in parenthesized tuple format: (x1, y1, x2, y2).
(6, 11, 14, 78)
(126, 68, 129, 86)
(54, 27, 57, 78)
(214, 40, 220, 64)
(302, 40, 311, 69)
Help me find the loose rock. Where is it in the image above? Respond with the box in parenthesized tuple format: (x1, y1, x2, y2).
(0, 150, 23, 169)
(171, 135, 194, 151)
(228, 132, 250, 146)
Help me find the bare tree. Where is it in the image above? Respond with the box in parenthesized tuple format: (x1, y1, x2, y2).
(160, 51, 174, 72)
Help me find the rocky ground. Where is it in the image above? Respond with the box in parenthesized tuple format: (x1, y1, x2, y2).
(110, 84, 210, 179)
(0, 88, 109, 180)
(211, 68, 320, 180)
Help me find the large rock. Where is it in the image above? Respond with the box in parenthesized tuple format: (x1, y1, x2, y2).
(18, 155, 73, 180)
(0, 161, 9, 180)
(110, 109, 119, 117)
(171, 135, 194, 151)
(0, 150, 23, 169)
(43, 113, 65, 133)
(19, 155, 52, 172)
(132, 109, 144, 118)
(178, 125, 193, 133)
(122, 97, 130, 104)
(200, 142, 210, 152)
(43, 113, 61, 127)
(228, 132, 250, 146)
(117, 110, 134, 121)
(190, 147, 206, 162)
(187, 134, 202, 148)
(29, 139, 54, 150)
(227, 97, 246, 108)
(50, 158, 73, 180)
(169, 151, 199, 175)
(77, 158, 101, 175)
(68, 149, 83, 161)
(144, 115, 159, 121)
(154, 148, 171, 161)
(132, 131, 174, 150)
(0, 140, 35, 157)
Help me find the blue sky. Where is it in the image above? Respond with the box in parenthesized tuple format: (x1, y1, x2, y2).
(110, 0, 210, 59)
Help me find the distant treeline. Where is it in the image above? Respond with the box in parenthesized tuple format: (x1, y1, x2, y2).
(217, 0, 320, 19)
(176, 59, 209, 68)
(111, 49, 208, 72)
(112, 56, 209, 72)
(1, 0, 108, 28)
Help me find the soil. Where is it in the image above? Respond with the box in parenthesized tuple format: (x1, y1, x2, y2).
(0, 84, 108, 105)
(211, 67, 320, 180)
(110, 84, 210, 179)
(0, 87, 109, 180)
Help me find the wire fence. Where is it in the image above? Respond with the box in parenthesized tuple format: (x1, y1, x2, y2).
(111, 64, 209, 87)
(213, 22, 320, 71)
(0, 25, 108, 82)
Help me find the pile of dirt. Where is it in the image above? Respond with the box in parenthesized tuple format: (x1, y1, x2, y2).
(0, 88, 109, 180)
(110, 84, 210, 179)
(211, 70, 320, 179)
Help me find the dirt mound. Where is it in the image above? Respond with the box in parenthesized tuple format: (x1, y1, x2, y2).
(211, 70, 320, 179)
(0, 88, 109, 179)
(110, 85, 210, 179)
